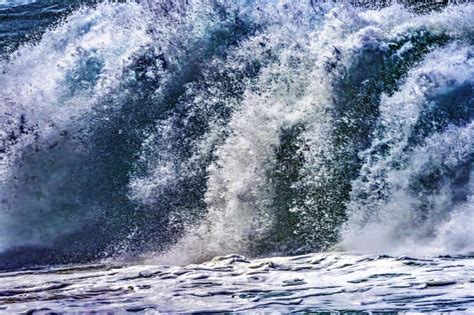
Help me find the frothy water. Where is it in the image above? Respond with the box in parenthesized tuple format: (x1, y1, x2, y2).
(0, 1, 473, 269)
(2, 253, 473, 313)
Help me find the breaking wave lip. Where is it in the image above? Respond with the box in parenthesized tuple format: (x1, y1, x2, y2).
(0, 1, 473, 269)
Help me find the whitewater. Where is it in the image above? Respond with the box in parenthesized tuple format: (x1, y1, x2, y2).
(0, 0, 473, 312)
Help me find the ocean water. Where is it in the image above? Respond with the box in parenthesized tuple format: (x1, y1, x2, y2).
(0, 0, 473, 312)
(1, 253, 474, 313)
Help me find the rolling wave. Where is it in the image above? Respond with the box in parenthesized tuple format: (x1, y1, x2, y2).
(0, 0, 472, 269)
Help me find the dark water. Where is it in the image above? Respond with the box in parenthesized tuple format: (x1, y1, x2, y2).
(0, 0, 96, 57)
(0, 0, 473, 269)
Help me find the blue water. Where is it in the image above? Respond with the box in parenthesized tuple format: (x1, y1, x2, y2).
(0, 0, 89, 57)
(0, 1, 473, 271)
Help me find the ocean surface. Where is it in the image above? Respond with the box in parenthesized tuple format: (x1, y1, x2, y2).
(2, 253, 474, 313)
(0, 0, 473, 312)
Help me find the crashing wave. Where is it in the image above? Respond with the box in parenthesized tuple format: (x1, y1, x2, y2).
(0, 1, 472, 268)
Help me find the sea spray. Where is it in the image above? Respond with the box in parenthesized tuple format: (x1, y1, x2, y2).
(0, 1, 472, 268)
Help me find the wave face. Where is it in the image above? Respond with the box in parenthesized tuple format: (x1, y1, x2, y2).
(0, 1, 473, 268)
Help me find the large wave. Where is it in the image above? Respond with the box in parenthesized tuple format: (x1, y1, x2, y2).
(0, 0, 472, 269)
